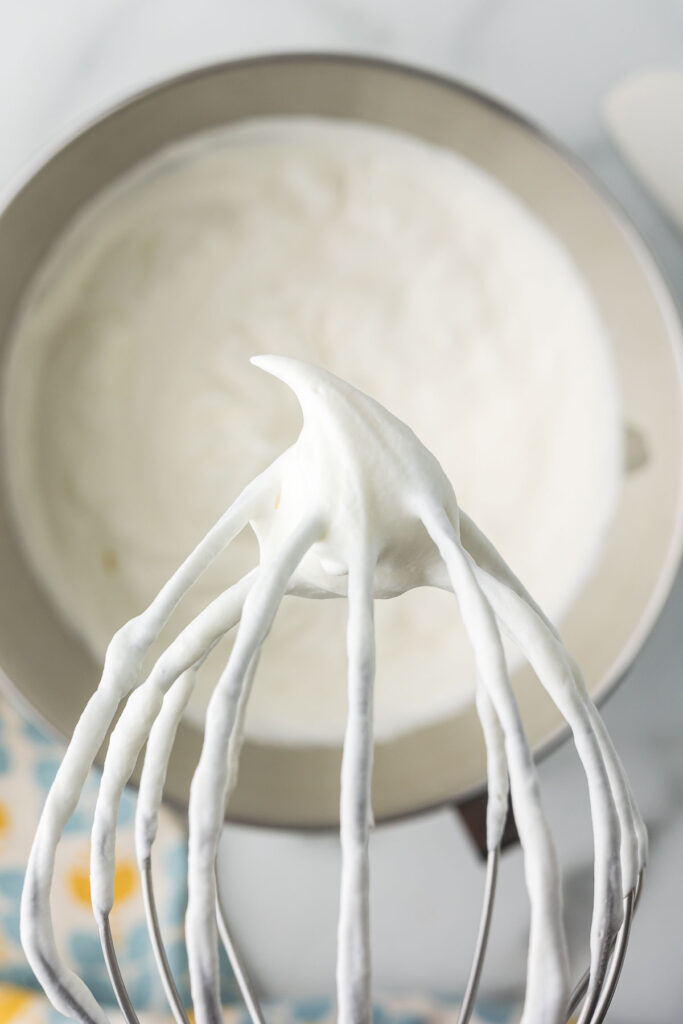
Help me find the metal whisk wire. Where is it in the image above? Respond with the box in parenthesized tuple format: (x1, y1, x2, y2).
(457, 847, 499, 1024)
(566, 868, 643, 1024)
(97, 812, 641, 1024)
(99, 854, 267, 1024)
(456, 851, 642, 1024)
(141, 856, 190, 1024)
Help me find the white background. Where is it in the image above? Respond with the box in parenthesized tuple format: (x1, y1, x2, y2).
(2, 2, 682, 1021)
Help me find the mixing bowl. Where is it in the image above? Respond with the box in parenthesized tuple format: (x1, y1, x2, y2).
(1, 54, 682, 828)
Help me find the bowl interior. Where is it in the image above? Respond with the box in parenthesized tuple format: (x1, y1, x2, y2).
(1, 55, 682, 828)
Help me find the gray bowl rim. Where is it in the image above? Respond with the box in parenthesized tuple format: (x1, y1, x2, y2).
(1, 51, 682, 832)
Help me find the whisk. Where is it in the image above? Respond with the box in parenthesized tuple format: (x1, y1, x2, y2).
(21, 356, 645, 1024)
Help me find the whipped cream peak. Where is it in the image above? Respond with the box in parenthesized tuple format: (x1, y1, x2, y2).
(250, 355, 453, 598)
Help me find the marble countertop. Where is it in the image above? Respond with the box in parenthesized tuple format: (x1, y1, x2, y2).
(2, 2, 682, 1022)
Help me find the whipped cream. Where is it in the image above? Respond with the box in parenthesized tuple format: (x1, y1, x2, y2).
(3, 118, 622, 742)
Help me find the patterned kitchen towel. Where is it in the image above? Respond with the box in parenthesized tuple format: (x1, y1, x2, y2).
(0, 689, 241, 1014)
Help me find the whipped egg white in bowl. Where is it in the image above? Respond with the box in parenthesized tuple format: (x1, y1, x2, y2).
(0, 55, 682, 829)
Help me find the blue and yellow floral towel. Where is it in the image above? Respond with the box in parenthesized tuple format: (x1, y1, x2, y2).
(0, 689, 206, 1019)
(0, 690, 519, 1024)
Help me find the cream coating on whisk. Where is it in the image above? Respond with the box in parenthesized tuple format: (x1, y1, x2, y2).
(21, 357, 645, 1024)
